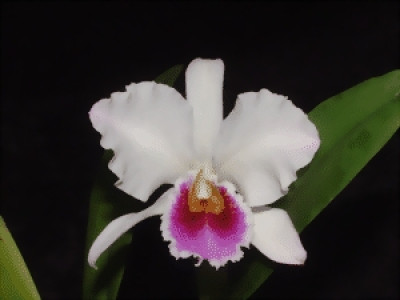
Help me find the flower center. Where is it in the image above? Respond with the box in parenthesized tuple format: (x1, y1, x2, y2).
(188, 170, 225, 214)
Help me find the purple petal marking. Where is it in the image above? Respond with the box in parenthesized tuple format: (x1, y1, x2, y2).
(168, 180, 249, 265)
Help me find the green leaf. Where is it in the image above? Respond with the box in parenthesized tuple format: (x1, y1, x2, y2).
(199, 70, 400, 300)
(82, 64, 184, 300)
(0, 216, 41, 300)
(154, 64, 184, 86)
(278, 70, 400, 232)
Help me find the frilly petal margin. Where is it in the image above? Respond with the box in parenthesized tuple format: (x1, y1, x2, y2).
(251, 208, 307, 265)
(213, 89, 320, 207)
(161, 172, 253, 269)
(89, 82, 194, 202)
(88, 190, 173, 269)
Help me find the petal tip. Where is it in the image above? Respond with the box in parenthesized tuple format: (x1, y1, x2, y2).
(294, 249, 307, 265)
(187, 58, 225, 80)
(252, 208, 308, 266)
(88, 256, 98, 270)
(188, 57, 224, 67)
(88, 103, 97, 122)
(278, 239, 307, 265)
(88, 99, 108, 128)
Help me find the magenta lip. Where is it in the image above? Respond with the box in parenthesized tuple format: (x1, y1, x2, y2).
(168, 180, 249, 264)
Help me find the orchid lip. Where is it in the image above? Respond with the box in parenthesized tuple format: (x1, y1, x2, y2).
(161, 171, 253, 269)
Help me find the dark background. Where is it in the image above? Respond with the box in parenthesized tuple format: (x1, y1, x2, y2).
(1, 1, 399, 299)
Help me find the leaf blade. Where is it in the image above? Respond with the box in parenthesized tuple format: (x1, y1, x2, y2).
(279, 96, 400, 230)
(0, 216, 41, 300)
(279, 70, 400, 231)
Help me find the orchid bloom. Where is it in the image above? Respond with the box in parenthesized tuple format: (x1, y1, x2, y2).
(88, 58, 320, 269)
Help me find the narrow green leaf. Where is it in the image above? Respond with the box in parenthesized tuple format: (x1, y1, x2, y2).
(82, 151, 135, 300)
(201, 70, 400, 300)
(0, 216, 41, 300)
(82, 65, 184, 300)
(278, 70, 400, 233)
(154, 64, 184, 86)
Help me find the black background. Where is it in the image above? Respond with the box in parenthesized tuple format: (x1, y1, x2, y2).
(1, 2, 399, 299)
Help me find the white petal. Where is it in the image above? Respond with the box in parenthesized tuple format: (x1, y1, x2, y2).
(251, 208, 307, 265)
(186, 58, 224, 161)
(214, 89, 320, 206)
(89, 82, 194, 201)
(88, 190, 173, 269)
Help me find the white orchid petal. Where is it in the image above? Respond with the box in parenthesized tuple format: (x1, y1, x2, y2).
(252, 208, 307, 265)
(214, 89, 320, 206)
(88, 190, 173, 269)
(186, 58, 224, 160)
(89, 82, 194, 201)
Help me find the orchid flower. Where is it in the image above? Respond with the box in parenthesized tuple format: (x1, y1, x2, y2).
(88, 58, 320, 269)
